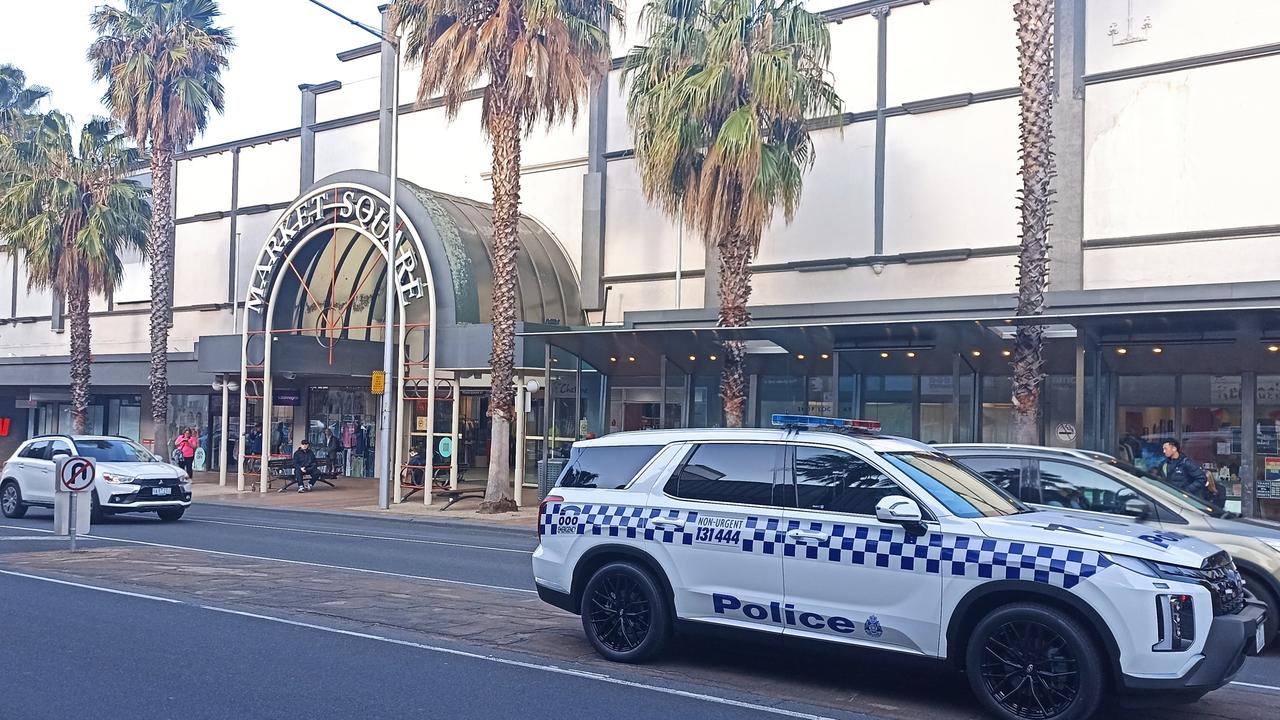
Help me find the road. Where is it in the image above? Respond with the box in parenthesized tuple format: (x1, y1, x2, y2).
(1, 502, 1278, 720)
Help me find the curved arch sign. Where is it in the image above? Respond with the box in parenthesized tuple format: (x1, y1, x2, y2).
(245, 184, 427, 315)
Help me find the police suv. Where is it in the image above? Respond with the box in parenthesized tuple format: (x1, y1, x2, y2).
(532, 417, 1267, 720)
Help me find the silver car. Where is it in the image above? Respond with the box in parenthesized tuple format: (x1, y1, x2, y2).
(1, 435, 192, 521)
(938, 443, 1280, 646)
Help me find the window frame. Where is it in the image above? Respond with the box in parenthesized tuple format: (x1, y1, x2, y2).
(661, 440, 787, 509)
(785, 441, 937, 521)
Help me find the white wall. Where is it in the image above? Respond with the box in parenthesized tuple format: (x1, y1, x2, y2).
(176, 151, 234, 218)
(1084, 236, 1280, 289)
(174, 219, 232, 308)
(315, 120, 379, 179)
(238, 138, 301, 205)
(886, 0, 1019, 104)
(1085, 0, 1280, 74)
(1084, 55, 1280, 238)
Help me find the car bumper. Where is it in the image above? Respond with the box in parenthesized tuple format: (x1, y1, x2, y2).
(104, 485, 192, 510)
(1120, 601, 1267, 697)
(536, 582, 577, 614)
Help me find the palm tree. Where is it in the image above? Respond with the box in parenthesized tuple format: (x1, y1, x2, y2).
(393, 0, 622, 512)
(1011, 0, 1055, 444)
(624, 0, 840, 428)
(88, 0, 234, 454)
(0, 112, 150, 433)
(0, 64, 50, 138)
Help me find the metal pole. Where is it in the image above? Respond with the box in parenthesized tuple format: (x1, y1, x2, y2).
(68, 492, 77, 552)
(450, 378, 461, 490)
(376, 37, 399, 511)
(219, 377, 230, 486)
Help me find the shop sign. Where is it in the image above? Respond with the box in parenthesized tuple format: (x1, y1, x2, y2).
(0, 417, 9, 437)
(1055, 423, 1077, 443)
(246, 185, 426, 315)
(1261, 457, 1280, 500)
(415, 416, 429, 431)
(1259, 378, 1280, 404)
(1210, 376, 1242, 403)
(371, 371, 386, 395)
(272, 388, 301, 406)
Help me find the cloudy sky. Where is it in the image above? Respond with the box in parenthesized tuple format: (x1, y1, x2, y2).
(3, 0, 381, 147)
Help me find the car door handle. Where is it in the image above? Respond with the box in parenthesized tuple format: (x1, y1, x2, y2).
(786, 529, 830, 543)
(651, 520, 686, 531)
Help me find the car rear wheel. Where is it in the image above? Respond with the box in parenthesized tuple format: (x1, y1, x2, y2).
(966, 603, 1104, 720)
(1, 481, 27, 519)
(157, 507, 186, 522)
(580, 561, 670, 663)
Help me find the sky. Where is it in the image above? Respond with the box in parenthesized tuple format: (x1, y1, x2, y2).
(1, 0, 382, 148)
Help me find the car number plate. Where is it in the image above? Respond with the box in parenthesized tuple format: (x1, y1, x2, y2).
(152, 487, 172, 496)
(1255, 619, 1266, 654)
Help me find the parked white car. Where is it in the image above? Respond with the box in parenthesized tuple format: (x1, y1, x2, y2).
(1, 435, 192, 521)
(533, 416, 1267, 720)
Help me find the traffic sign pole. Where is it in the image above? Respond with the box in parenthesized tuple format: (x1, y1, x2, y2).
(54, 456, 95, 550)
(69, 492, 78, 552)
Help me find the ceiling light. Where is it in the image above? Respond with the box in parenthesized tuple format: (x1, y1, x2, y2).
(1117, 348, 1128, 355)
(797, 354, 806, 360)
(628, 356, 636, 362)
(1270, 345, 1279, 353)
(609, 357, 617, 362)
(820, 353, 830, 360)
(709, 355, 718, 361)
(1001, 349, 1011, 357)
(880, 352, 890, 359)
(688, 355, 696, 362)
(971, 350, 981, 358)
(906, 352, 916, 359)
(1152, 347, 1163, 354)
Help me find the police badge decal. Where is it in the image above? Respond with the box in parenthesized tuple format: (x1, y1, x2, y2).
(864, 615, 883, 638)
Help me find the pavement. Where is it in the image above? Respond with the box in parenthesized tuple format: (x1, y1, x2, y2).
(1, 503, 1278, 720)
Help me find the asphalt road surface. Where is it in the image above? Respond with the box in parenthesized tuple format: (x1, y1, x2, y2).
(2, 501, 1277, 720)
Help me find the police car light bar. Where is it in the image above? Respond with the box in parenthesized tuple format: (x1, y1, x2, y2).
(770, 414, 882, 432)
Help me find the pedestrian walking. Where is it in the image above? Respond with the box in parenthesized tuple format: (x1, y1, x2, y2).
(1160, 439, 1222, 506)
(293, 439, 320, 492)
(175, 428, 199, 478)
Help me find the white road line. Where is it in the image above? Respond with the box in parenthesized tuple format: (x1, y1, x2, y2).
(0, 568, 838, 720)
(186, 517, 533, 554)
(0, 536, 85, 541)
(1231, 680, 1280, 692)
(0, 522, 533, 594)
(0, 568, 181, 603)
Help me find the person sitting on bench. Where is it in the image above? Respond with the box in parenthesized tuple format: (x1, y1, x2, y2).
(293, 440, 321, 493)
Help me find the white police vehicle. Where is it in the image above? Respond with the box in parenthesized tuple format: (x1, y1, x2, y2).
(532, 416, 1267, 720)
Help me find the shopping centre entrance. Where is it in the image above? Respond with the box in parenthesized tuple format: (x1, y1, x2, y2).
(196, 169, 584, 506)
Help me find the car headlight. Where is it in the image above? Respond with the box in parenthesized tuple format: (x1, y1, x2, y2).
(101, 473, 136, 485)
(1107, 554, 1160, 578)
(1263, 538, 1280, 556)
(1105, 554, 1206, 583)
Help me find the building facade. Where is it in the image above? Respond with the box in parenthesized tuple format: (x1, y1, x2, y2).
(1, 0, 1279, 515)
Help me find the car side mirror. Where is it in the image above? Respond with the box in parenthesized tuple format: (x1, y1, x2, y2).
(1123, 497, 1153, 520)
(876, 495, 927, 536)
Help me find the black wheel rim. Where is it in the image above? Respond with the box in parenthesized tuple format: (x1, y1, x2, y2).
(587, 572, 652, 653)
(1, 486, 15, 513)
(980, 621, 1080, 719)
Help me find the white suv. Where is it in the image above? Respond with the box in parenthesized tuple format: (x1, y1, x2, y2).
(1, 435, 192, 522)
(532, 417, 1267, 720)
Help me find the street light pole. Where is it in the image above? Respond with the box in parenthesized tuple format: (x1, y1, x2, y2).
(307, 0, 399, 510)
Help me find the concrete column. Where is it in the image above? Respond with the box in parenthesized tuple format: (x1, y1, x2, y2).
(581, 78, 609, 311)
(1048, 0, 1086, 290)
(1242, 372, 1258, 518)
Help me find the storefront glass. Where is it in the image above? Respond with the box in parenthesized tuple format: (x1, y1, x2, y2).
(168, 394, 209, 469)
(307, 387, 377, 478)
(690, 374, 724, 429)
(920, 375, 955, 444)
(1116, 375, 1176, 472)
(1181, 375, 1242, 512)
(981, 376, 1014, 443)
(863, 375, 912, 437)
(1256, 376, 1280, 520)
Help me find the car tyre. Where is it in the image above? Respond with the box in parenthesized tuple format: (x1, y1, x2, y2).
(1243, 574, 1279, 645)
(965, 603, 1104, 720)
(1, 481, 27, 519)
(90, 492, 105, 522)
(580, 561, 671, 663)
(157, 507, 186, 522)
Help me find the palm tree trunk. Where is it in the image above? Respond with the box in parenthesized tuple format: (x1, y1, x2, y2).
(149, 148, 174, 456)
(480, 87, 522, 514)
(717, 193, 753, 428)
(1012, 0, 1055, 445)
(68, 269, 93, 435)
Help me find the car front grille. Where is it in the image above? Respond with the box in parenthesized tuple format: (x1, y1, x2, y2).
(1201, 551, 1246, 616)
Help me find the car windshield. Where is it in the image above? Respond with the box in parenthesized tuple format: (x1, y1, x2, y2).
(75, 439, 157, 463)
(1107, 460, 1236, 519)
(882, 452, 1030, 518)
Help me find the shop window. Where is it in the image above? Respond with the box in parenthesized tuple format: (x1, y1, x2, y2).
(1257, 376, 1280, 518)
(1116, 375, 1176, 472)
(920, 375, 956, 445)
(168, 394, 210, 470)
(1180, 375, 1242, 512)
(308, 388, 377, 478)
(981, 376, 1014, 443)
(665, 443, 779, 506)
(864, 375, 913, 437)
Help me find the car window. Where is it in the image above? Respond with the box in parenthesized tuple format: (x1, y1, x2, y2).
(882, 453, 1029, 518)
(1037, 460, 1142, 515)
(955, 456, 1024, 499)
(665, 443, 779, 506)
(557, 445, 661, 490)
(792, 445, 903, 516)
(74, 439, 157, 463)
(49, 440, 73, 459)
(20, 441, 49, 460)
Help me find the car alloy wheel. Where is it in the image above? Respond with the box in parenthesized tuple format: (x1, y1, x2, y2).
(586, 570, 653, 653)
(980, 620, 1080, 719)
(1, 484, 18, 515)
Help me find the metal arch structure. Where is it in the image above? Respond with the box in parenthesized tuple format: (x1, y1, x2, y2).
(236, 180, 439, 504)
